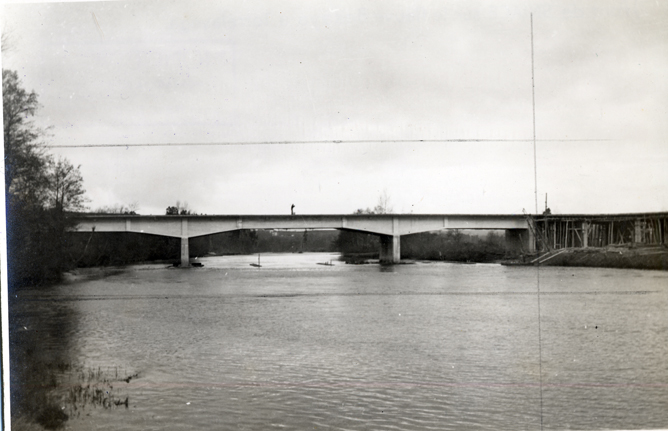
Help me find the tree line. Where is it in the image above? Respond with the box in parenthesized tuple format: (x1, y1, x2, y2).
(335, 200, 510, 262)
(4, 70, 200, 284)
(337, 227, 508, 263)
(4, 69, 88, 289)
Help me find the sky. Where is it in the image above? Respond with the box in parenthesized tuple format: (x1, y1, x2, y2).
(2, 0, 667, 216)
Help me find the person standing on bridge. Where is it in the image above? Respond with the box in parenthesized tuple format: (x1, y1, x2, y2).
(291, 204, 295, 215)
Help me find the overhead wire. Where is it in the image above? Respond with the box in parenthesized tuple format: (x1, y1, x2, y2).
(47, 138, 611, 148)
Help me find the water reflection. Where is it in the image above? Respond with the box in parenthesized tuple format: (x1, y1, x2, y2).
(10, 294, 80, 429)
(378, 264, 397, 273)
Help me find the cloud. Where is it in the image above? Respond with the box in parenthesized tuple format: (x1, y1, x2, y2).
(4, 0, 667, 215)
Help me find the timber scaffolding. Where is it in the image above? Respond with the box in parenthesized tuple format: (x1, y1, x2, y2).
(530, 212, 668, 252)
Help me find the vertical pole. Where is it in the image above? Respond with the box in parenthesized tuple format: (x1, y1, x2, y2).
(532, 18, 544, 428)
(582, 221, 589, 248)
(531, 13, 538, 215)
(634, 219, 642, 244)
(532, 17, 544, 430)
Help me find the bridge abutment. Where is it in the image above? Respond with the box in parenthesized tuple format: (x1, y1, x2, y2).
(379, 235, 401, 264)
(504, 229, 535, 254)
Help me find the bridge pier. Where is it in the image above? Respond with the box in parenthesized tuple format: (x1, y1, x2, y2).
(180, 237, 190, 267)
(379, 234, 401, 264)
(504, 229, 535, 254)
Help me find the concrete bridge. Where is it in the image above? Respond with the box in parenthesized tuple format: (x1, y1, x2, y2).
(72, 214, 533, 266)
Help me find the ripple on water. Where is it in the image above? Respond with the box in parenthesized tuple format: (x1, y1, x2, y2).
(13, 255, 668, 430)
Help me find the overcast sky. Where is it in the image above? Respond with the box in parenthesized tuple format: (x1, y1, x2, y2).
(2, 0, 667, 215)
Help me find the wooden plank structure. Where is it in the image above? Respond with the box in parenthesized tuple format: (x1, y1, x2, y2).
(531, 212, 668, 251)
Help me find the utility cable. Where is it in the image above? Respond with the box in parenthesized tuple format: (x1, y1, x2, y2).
(47, 138, 611, 149)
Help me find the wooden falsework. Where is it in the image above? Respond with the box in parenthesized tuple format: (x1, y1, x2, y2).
(532, 213, 668, 251)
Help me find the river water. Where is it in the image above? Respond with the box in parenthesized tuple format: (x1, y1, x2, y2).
(12, 253, 668, 430)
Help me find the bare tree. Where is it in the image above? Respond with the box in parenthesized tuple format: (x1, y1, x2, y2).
(352, 190, 394, 215)
(373, 189, 393, 214)
(47, 157, 87, 212)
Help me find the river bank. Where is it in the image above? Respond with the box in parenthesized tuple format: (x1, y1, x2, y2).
(340, 246, 668, 271)
(511, 245, 668, 271)
(9, 277, 140, 430)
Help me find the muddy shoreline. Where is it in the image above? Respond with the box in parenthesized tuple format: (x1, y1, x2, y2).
(506, 245, 668, 271)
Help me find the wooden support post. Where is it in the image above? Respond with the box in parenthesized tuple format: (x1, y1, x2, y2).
(574, 224, 583, 247)
(561, 221, 565, 248)
(582, 221, 589, 248)
(526, 228, 536, 253)
(634, 219, 642, 244)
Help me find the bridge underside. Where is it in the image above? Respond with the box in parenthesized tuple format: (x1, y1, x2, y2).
(72, 214, 533, 266)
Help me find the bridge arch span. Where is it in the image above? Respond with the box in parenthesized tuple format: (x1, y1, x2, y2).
(72, 214, 532, 266)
